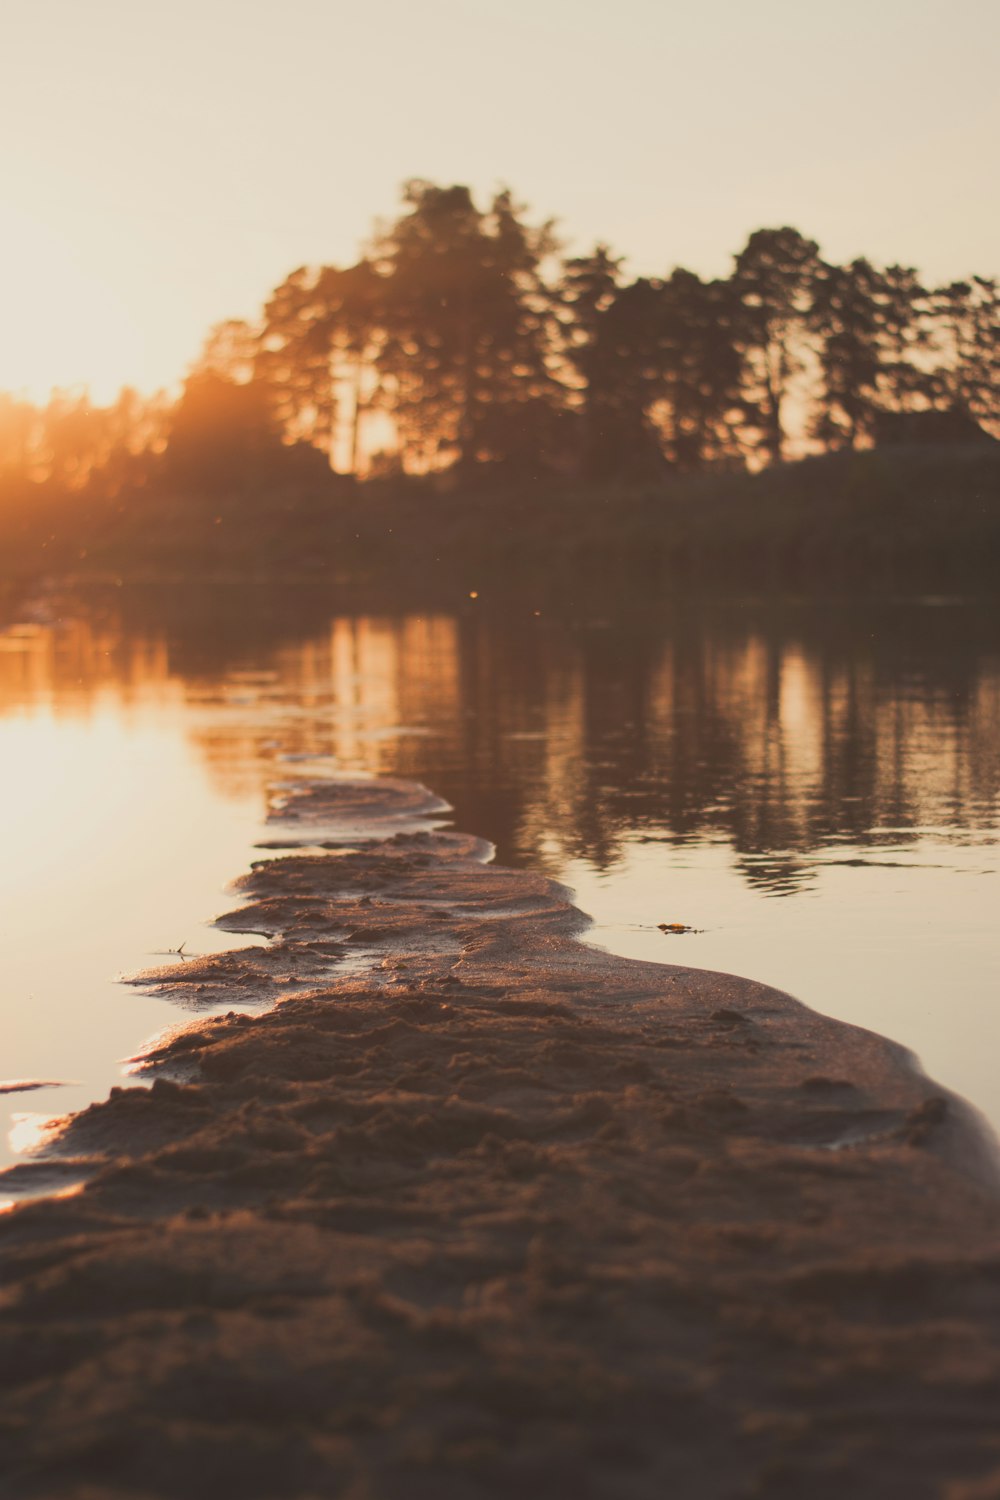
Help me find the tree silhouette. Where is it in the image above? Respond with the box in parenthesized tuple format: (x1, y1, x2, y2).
(258, 261, 383, 473)
(163, 371, 286, 489)
(810, 258, 885, 449)
(0, 394, 38, 481)
(734, 227, 820, 464)
(373, 182, 562, 474)
(932, 277, 999, 435)
(570, 276, 672, 480)
(0, 182, 996, 502)
(195, 320, 260, 386)
(656, 269, 747, 469)
(558, 244, 623, 477)
(874, 265, 936, 415)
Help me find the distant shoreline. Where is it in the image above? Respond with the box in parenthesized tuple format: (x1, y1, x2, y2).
(2, 444, 999, 600)
(3, 776, 1000, 1496)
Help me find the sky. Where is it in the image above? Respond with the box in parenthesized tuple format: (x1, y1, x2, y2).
(2, 0, 998, 401)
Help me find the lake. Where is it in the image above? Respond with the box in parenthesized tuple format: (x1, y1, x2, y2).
(1, 583, 998, 1185)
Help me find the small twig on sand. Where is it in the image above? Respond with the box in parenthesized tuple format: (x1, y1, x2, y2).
(153, 941, 188, 960)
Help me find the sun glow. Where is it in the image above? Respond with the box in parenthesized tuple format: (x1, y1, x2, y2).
(0, 205, 148, 403)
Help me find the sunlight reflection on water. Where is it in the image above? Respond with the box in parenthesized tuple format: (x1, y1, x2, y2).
(1, 588, 998, 1182)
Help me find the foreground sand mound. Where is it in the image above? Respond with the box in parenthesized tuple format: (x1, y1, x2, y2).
(2, 781, 999, 1499)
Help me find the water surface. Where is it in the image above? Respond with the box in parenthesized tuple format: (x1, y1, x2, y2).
(1, 587, 998, 1179)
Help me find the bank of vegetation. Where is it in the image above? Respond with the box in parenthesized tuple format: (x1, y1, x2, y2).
(0, 181, 996, 592)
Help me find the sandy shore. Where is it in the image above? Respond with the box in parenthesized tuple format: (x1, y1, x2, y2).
(2, 778, 1000, 1499)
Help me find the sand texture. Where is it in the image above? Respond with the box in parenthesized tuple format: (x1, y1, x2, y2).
(2, 778, 1000, 1499)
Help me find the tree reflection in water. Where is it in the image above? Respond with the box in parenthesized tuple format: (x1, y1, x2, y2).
(2, 589, 998, 898)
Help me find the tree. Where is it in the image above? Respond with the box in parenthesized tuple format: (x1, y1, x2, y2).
(559, 266, 748, 477)
(259, 261, 384, 473)
(568, 276, 672, 480)
(734, 227, 819, 464)
(38, 389, 111, 487)
(163, 371, 287, 489)
(0, 394, 38, 480)
(656, 270, 748, 469)
(558, 245, 623, 475)
(373, 182, 563, 474)
(809, 258, 885, 449)
(874, 264, 936, 414)
(195, 320, 261, 385)
(931, 277, 999, 435)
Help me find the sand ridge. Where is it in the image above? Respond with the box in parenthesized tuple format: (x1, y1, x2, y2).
(2, 778, 1000, 1498)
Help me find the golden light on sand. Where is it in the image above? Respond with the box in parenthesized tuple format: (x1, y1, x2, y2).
(0, 204, 146, 402)
(7, 1111, 60, 1158)
(0, 1182, 83, 1215)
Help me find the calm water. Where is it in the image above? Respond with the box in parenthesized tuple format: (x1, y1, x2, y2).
(1, 586, 998, 1184)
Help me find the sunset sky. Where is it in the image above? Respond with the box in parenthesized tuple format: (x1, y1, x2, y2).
(3, 0, 997, 401)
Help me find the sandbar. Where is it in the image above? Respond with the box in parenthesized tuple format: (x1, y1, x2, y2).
(2, 778, 1000, 1498)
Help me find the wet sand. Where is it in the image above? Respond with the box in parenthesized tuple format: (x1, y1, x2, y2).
(2, 778, 1000, 1499)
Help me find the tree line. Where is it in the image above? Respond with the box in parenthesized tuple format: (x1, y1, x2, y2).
(2, 180, 997, 497)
